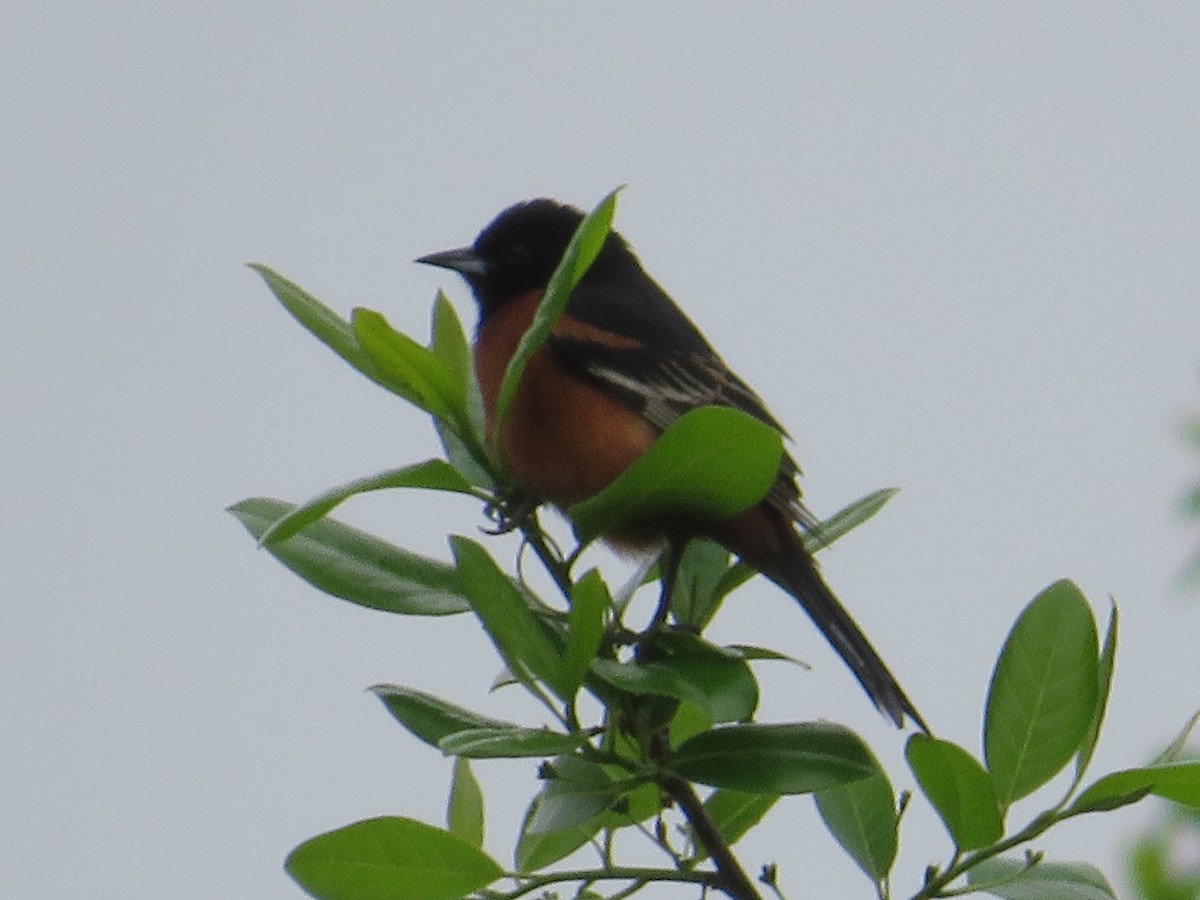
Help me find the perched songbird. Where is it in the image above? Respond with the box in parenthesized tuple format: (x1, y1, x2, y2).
(418, 199, 926, 730)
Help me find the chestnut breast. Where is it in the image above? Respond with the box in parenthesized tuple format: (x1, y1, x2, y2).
(473, 290, 658, 507)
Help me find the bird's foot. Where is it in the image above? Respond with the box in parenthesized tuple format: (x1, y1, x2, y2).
(481, 492, 539, 535)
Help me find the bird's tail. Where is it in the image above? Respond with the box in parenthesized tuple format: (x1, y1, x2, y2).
(722, 511, 927, 730)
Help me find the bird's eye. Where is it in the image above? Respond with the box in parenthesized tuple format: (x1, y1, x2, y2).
(504, 244, 531, 267)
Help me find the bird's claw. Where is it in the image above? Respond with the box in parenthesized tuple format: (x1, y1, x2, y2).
(481, 494, 539, 535)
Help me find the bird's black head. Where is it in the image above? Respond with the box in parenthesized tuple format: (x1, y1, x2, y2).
(417, 198, 629, 315)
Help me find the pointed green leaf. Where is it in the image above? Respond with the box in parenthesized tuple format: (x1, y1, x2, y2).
(563, 570, 609, 696)
(229, 498, 468, 615)
(725, 645, 809, 667)
(966, 856, 1116, 899)
(258, 461, 475, 546)
(493, 188, 621, 438)
(591, 632, 758, 724)
(526, 756, 629, 835)
(450, 536, 567, 698)
(712, 562, 757, 608)
(429, 295, 490, 469)
(697, 790, 778, 860)
(516, 777, 662, 878)
(1068, 762, 1200, 816)
(693, 488, 898, 619)
(436, 419, 495, 489)
(1076, 602, 1118, 779)
(815, 763, 898, 882)
(353, 307, 459, 424)
(570, 406, 783, 545)
(985, 580, 1099, 808)
(1153, 710, 1200, 766)
(248, 264, 387, 387)
(447, 758, 484, 849)
(438, 727, 585, 759)
(802, 488, 900, 553)
(515, 796, 603, 873)
(370, 685, 516, 748)
(667, 723, 875, 794)
(431, 294, 484, 429)
(285, 816, 503, 900)
(905, 734, 1002, 850)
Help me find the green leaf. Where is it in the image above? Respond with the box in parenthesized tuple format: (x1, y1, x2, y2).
(436, 418, 495, 489)
(802, 488, 900, 553)
(984, 580, 1099, 808)
(814, 764, 898, 882)
(1068, 762, 1200, 816)
(905, 734, 1002, 850)
(608, 553, 658, 619)
(666, 723, 876, 794)
(526, 755, 629, 835)
(515, 796, 603, 873)
(258, 461, 476, 546)
(430, 292, 486, 443)
(438, 727, 585, 759)
(725, 644, 809, 667)
(712, 562, 757, 608)
(493, 188, 621, 439)
(697, 790, 778, 859)
(1151, 709, 1200, 766)
(285, 816, 503, 900)
(562, 570, 609, 697)
(570, 407, 783, 545)
(687, 488, 899, 621)
(591, 632, 758, 724)
(248, 264, 387, 388)
(370, 684, 516, 748)
(669, 540, 737, 629)
(525, 772, 667, 864)
(352, 308, 460, 425)
(1076, 602, 1118, 780)
(450, 536, 568, 698)
(229, 498, 469, 615)
(447, 758, 484, 849)
(668, 700, 715, 749)
(966, 856, 1116, 900)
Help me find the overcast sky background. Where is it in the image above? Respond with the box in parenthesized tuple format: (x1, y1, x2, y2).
(4, 5, 1200, 898)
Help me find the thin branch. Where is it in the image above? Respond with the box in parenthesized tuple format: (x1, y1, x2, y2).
(659, 773, 762, 900)
(498, 865, 713, 899)
(909, 813, 1057, 899)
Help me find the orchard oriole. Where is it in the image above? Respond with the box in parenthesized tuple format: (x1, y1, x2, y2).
(418, 199, 926, 730)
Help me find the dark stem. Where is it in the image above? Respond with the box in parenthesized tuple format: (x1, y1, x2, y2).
(659, 773, 762, 900)
(909, 812, 1058, 899)
(649, 731, 761, 900)
(502, 865, 712, 899)
(519, 512, 573, 596)
(649, 539, 685, 629)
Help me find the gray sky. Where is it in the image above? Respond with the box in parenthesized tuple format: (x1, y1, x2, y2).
(4, 5, 1199, 898)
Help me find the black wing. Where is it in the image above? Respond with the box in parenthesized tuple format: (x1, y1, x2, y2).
(547, 334, 819, 531)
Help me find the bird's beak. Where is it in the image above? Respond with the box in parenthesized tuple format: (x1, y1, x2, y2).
(414, 246, 490, 278)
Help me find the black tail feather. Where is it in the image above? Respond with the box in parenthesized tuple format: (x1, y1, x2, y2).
(761, 537, 927, 731)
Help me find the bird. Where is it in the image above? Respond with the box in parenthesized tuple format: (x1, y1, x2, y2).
(417, 198, 926, 730)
